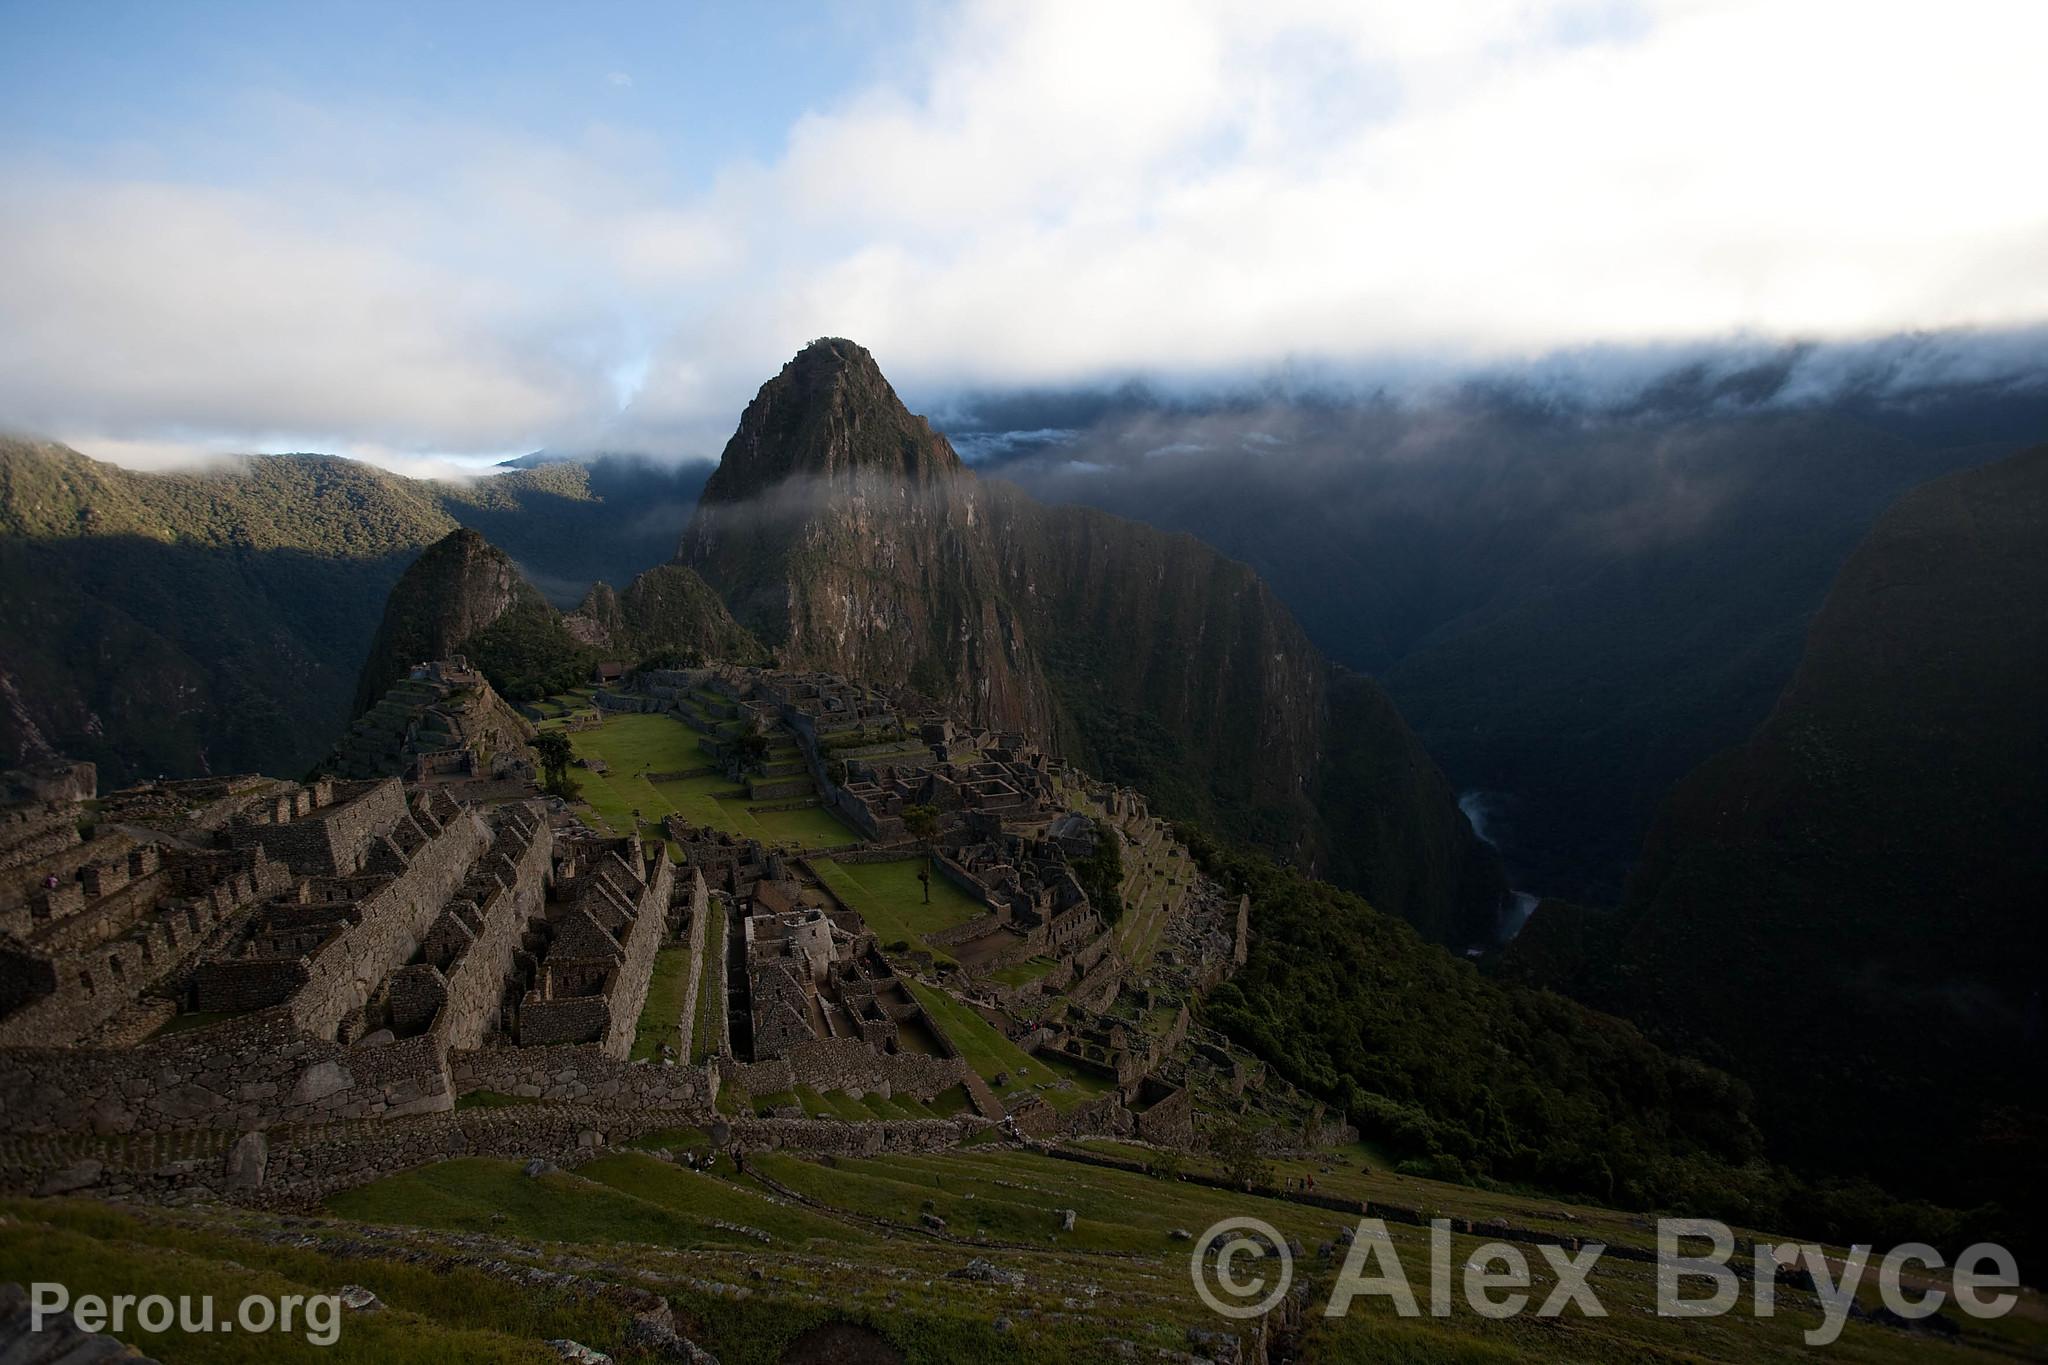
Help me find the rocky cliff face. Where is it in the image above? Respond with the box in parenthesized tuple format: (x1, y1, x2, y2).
(353, 530, 535, 711)
(679, 339, 1506, 942)
(680, 340, 1056, 737)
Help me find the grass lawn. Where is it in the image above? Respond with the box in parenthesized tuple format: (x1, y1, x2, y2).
(689, 903, 727, 1062)
(988, 956, 1057, 987)
(746, 801, 859, 847)
(629, 945, 689, 1061)
(12, 1140, 2033, 1365)
(328, 1155, 862, 1253)
(560, 711, 859, 851)
(905, 980, 1107, 1112)
(0, 1198, 612, 1363)
(814, 856, 983, 956)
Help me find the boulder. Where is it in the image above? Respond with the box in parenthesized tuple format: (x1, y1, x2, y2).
(335, 1285, 382, 1312)
(224, 1131, 268, 1190)
(34, 1160, 103, 1197)
(1059, 1208, 1077, 1232)
(948, 1257, 1024, 1286)
(524, 1159, 560, 1178)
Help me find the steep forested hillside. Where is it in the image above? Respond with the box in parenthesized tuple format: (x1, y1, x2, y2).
(0, 440, 702, 783)
(1187, 826, 2015, 1257)
(1509, 445, 2048, 1229)
(971, 389, 2048, 900)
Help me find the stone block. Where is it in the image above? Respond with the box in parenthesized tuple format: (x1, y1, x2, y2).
(225, 1131, 268, 1190)
(291, 1060, 353, 1104)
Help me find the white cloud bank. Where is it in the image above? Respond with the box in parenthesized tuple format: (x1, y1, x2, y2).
(1, 0, 2043, 467)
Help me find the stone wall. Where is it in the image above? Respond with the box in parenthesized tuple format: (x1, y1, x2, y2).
(673, 872, 709, 1062)
(598, 853, 673, 1058)
(726, 1115, 988, 1158)
(0, 1007, 452, 1137)
(1068, 948, 1125, 1013)
(0, 1103, 626, 1211)
(1134, 1082, 1195, 1148)
(436, 814, 553, 1050)
(449, 1044, 708, 1115)
(230, 779, 404, 878)
(0, 848, 293, 1048)
(285, 806, 491, 1040)
(1057, 1090, 1134, 1139)
(720, 1038, 966, 1102)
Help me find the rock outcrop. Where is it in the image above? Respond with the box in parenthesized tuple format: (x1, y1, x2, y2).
(353, 529, 536, 712)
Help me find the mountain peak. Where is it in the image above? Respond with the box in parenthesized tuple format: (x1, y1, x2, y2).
(696, 338, 964, 504)
(351, 528, 537, 712)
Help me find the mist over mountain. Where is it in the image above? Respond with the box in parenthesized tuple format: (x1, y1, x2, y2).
(679, 338, 1508, 942)
(930, 335, 2048, 900)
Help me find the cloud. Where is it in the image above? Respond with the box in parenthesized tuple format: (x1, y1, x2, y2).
(2, 0, 2044, 467)
(606, 71, 634, 88)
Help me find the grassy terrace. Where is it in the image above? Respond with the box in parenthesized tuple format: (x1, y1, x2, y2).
(788, 1083, 976, 1122)
(215, 1144, 2047, 1364)
(812, 855, 984, 959)
(628, 945, 689, 1061)
(905, 979, 1111, 1113)
(688, 902, 726, 1063)
(1112, 817, 1186, 969)
(12, 1137, 2039, 1363)
(549, 709, 857, 851)
(988, 955, 1057, 987)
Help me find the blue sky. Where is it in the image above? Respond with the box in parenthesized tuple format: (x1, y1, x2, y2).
(0, 1, 2041, 472)
(1, 2, 910, 192)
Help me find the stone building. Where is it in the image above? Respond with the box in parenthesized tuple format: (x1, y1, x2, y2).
(511, 836, 674, 1055)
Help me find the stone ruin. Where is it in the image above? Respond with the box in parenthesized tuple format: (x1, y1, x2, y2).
(325, 655, 535, 789)
(0, 749, 680, 1144)
(0, 659, 1326, 1207)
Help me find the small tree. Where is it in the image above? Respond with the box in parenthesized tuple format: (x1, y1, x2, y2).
(1208, 1114, 1274, 1191)
(903, 803, 939, 903)
(532, 731, 578, 798)
(732, 729, 771, 775)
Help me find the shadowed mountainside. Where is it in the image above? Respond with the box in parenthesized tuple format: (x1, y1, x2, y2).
(965, 386, 2048, 902)
(0, 439, 708, 783)
(1506, 444, 2048, 1225)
